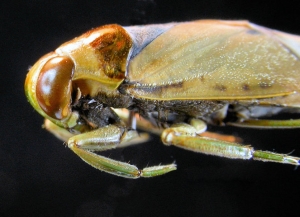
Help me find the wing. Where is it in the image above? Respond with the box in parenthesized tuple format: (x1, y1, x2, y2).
(127, 20, 300, 104)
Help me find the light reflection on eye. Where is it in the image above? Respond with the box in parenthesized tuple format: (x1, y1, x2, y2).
(40, 69, 56, 95)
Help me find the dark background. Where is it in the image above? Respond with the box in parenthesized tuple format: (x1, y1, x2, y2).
(1, 0, 300, 216)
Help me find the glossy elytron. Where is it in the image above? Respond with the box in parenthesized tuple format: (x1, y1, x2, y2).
(25, 20, 300, 178)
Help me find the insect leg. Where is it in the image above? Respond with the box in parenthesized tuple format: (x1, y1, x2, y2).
(44, 117, 150, 148)
(113, 108, 163, 135)
(199, 131, 242, 143)
(228, 119, 300, 128)
(115, 109, 241, 142)
(161, 119, 300, 165)
(67, 124, 176, 178)
(44, 119, 74, 142)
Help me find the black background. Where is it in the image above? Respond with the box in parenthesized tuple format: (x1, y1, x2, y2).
(1, 0, 300, 216)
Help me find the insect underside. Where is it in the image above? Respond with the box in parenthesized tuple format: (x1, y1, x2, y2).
(25, 20, 300, 178)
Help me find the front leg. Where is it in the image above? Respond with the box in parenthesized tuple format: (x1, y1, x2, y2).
(67, 124, 176, 178)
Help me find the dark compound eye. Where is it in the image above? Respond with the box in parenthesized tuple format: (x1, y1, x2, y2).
(36, 56, 74, 120)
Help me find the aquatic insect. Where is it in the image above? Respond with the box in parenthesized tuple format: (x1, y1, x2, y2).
(25, 20, 300, 178)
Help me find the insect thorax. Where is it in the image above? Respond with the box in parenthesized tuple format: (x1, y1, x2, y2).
(73, 89, 231, 128)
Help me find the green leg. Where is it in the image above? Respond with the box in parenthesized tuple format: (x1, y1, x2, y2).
(228, 119, 300, 128)
(67, 124, 176, 178)
(44, 118, 176, 178)
(44, 119, 74, 142)
(161, 119, 300, 165)
(69, 144, 176, 178)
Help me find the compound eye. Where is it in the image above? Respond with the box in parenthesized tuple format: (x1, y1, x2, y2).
(36, 56, 74, 120)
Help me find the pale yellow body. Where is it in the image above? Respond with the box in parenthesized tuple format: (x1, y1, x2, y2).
(25, 20, 300, 178)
